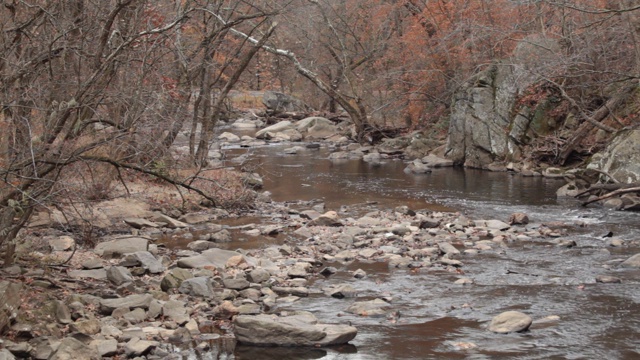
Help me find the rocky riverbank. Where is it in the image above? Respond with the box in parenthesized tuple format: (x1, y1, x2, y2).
(3, 182, 639, 360)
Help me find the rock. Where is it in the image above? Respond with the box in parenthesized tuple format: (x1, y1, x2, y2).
(49, 236, 75, 251)
(234, 313, 357, 346)
(89, 339, 117, 357)
(106, 266, 133, 286)
(223, 277, 250, 290)
(620, 253, 640, 268)
(0, 281, 22, 333)
(212, 301, 239, 320)
(353, 269, 367, 279)
(161, 268, 194, 291)
(489, 311, 532, 333)
(123, 218, 159, 229)
(149, 212, 188, 228)
(306, 119, 339, 139)
(119, 251, 165, 274)
(210, 229, 232, 243)
(50, 300, 72, 324)
(542, 167, 565, 178)
(346, 299, 391, 317)
(508, 212, 529, 225)
(69, 318, 101, 335)
(454, 277, 474, 285)
(404, 159, 432, 174)
(418, 218, 440, 229)
(187, 240, 218, 252)
(123, 308, 146, 324)
(100, 294, 153, 315)
(68, 269, 107, 280)
(308, 211, 342, 226)
(421, 154, 454, 168)
(49, 337, 100, 360)
(262, 91, 310, 113)
(81, 259, 103, 269)
(178, 213, 212, 224)
(438, 242, 460, 256)
(255, 121, 294, 139)
(163, 300, 189, 325)
(288, 263, 311, 278)
(0, 349, 15, 360)
(125, 337, 159, 357)
(324, 284, 358, 299)
(272, 286, 309, 297)
(248, 267, 271, 283)
(218, 132, 241, 142)
(178, 277, 215, 298)
(242, 173, 263, 190)
(595, 275, 621, 283)
(556, 181, 586, 198)
(94, 237, 148, 258)
(588, 129, 640, 184)
(480, 220, 511, 231)
(177, 248, 244, 269)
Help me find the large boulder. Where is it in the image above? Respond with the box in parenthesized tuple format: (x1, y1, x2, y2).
(94, 237, 148, 258)
(262, 91, 310, 113)
(255, 121, 294, 139)
(489, 311, 532, 334)
(296, 117, 339, 139)
(234, 313, 357, 346)
(588, 129, 640, 184)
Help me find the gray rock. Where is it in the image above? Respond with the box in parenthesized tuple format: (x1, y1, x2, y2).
(210, 229, 232, 243)
(178, 213, 213, 224)
(68, 269, 107, 280)
(94, 237, 148, 258)
(308, 211, 342, 226)
(219, 132, 241, 142)
(620, 253, 640, 268)
(187, 240, 218, 252)
(89, 339, 117, 357)
(49, 236, 75, 251)
(489, 311, 532, 333)
(163, 300, 189, 325)
(588, 129, 640, 184)
(256, 121, 294, 139)
(262, 91, 310, 113)
(100, 294, 153, 315)
(404, 160, 432, 174)
(346, 299, 391, 317)
(119, 251, 165, 274)
(248, 268, 271, 283)
(50, 300, 72, 324)
(177, 248, 243, 269)
(81, 259, 103, 269)
(0, 349, 15, 360)
(353, 269, 367, 279)
(421, 154, 454, 168)
(125, 337, 159, 357)
(234, 313, 357, 346)
(123, 218, 159, 229)
(272, 286, 309, 297)
(106, 266, 133, 286)
(508, 212, 530, 225)
(595, 275, 622, 283)
(0, 281, 21, 333)
(69, 318, 101, 335)
(324, 284, 358, 299)
(178, 277, 215, 298)
(149, 212, 188, 228)
(438, 242, 460, 256)
(49, 337, 100, 360)
(223, 277, 250, 290)
(123, 308, 146, 324)
(161, 268, 194, 291)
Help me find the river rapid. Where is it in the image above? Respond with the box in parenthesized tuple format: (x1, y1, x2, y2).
(205, 141, 640, 359)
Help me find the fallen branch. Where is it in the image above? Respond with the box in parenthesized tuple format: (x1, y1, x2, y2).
(581, 186, 640, 206)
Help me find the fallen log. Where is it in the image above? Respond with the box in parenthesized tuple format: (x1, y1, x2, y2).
(581, 186, 640, 207)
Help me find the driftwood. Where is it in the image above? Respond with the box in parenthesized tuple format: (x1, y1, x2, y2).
(580, 184, 640, 206)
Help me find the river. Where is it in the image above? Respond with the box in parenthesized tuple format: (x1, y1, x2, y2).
(197, 141, 640, 359)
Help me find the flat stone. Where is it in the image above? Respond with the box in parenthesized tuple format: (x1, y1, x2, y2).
(48, 337, 100, 360)
(149, 212, 188, 228)
(489, 311, 532, 333)
(69, 318, 101, 335)
(595, 275, 622, 283)
(119, 251, 165, 274)
(123, 218, 159, 229)
(178, 277, 215, 298)
(346, 299, 391, 317)
(163, 300, 189, 325)
(106, 266, 133, 286)
(177, 248, 243, 269)
(438, 242, 460, 255)
(234, 313, 357, 346)
(94, 237, 148, 258)
(125, 337, 159, 357)
(100, 294, 154, 315)
(68, 269, 107, 280)
(49, 236, 75, 251)
(89, 339, 117, 357)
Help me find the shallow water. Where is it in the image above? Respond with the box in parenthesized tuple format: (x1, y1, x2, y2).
(208, 143, 640, 359)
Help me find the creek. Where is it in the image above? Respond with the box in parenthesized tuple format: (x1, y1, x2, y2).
(193, 140, 640, 359)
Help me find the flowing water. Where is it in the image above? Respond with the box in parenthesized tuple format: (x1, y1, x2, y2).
(193, 141, 640, 359)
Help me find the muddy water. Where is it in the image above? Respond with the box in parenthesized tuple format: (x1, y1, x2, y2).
(217, 143, 640, 359)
